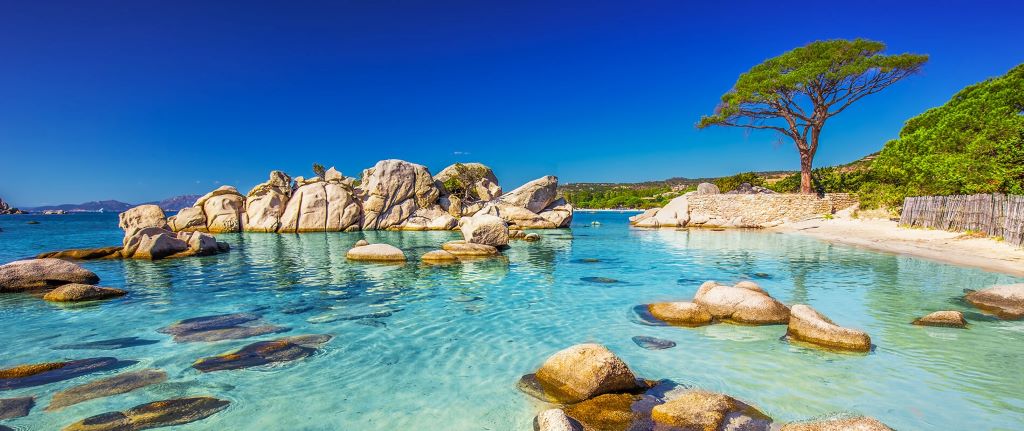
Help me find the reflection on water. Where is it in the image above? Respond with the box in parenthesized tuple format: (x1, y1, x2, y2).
(0, 212, 1022, 430)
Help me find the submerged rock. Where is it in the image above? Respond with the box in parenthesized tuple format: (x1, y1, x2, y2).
(647, 302, 713, 326)
(650, 390, 772, 430)
(171, 325, 291, 343)
(345, 243, 406, 262)
(192, 334, 332, 372)
(526, 343, 639, 403)
(0, 258, 100, 292)
(912, 310, 967, 328)
(787, 304, 871, 352)
(563, 393, 642, 431)
(62, 396, 230, 431)
(694, 281, 790, 324)
(964, 283, 1024, 320)
(534, 408, 581, 431)
(36, 246, 124, 260)
(54, 337, 159, 351)
(158, 313, 261, 336)
(0, 396, 34, 419)
(631, 336, 677, 350)
(780, 416, 894, 430)
(47, 369, 168, 411)
(581, 277, 620, 284)
(43, 284, 127, 302)
(353, 239, 369, 247)
(0, 357, 134, 391)
(441, 241, 499, 257)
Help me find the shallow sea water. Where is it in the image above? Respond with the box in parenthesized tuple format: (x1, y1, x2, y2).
(0, 212, 1022, 430)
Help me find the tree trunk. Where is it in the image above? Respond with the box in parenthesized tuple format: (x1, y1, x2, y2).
(799, 151, 814, 194)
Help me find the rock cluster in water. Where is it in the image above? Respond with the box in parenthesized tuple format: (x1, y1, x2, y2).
(62, 396, 231, 431)
(164, 159, 571, 234)
(964, 283, 1024, 320)
(522, 343, 895, 431)
(0, 197, 26, 215)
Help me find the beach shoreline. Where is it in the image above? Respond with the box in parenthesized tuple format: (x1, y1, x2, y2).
(772, 217, 1024, 277)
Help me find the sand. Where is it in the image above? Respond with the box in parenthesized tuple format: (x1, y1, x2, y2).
(773, 217, 1024, 277)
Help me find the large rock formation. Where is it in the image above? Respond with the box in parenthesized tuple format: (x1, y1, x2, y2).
(195, 186, 246, 233)
(360, 159, 439, 230)
(0, 197, 26, 215)
(647, 301, 713, 326)
(118, 205, 168, 243)
(278, 170, 361, 232)
(461, 214, 509, 247)
(965, 283, 1024, 320)
(650, 390, 772, 431)
(434, 162, 502, 202)
(498, 176, 558, 213)
(244, 170, 292, 232)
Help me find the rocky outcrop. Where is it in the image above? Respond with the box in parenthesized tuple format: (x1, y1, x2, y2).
(47, 369, 167, 411)
(0, 197, 26, 215)
(36, 246, 124, 260)
(117, 205, 168, 243)
(650, 390, 771, 431)
(634, 195, 689, 228)
(0, 258, 100, 292)
(345, 243, 406, 262)
(539, 198, 574, 228)
(42, 284, 126, 302)
(965, 283, 1024, 320)
(167, 206, 206, 232)
(196, 186, 246, 233)
(360, 159, 439, 230)
(780, 416, 894, 431)
(913, 310, 967, 328)
(397, 205, 457, 231)
(244, 170, 292, 232)
(435, 162, 502, 201)
(787, 304, 871, 352)
(421, 250, 459, 263)
(694, 281, 790, 324)
(528, 343, 640, 403)
(278, 172, 361, 233)
(62, 397, 230, 431)
(498, 176, 558, 213)
(461, 213, 509, 247)
(441, 241, 500, 257)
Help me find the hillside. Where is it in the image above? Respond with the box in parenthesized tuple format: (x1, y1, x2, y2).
(25, 194, 200, 213)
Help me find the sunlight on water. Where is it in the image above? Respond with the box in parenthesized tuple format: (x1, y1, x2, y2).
(0, 212, 1021, 430)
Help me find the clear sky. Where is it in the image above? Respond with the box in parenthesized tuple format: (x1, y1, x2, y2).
(1, 1, 1022, 206)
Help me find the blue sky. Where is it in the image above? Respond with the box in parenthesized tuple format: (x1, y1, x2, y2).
(1, 1, 1022, 206)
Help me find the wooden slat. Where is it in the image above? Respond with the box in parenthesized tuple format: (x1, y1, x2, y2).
(900, 193, 1024, 247)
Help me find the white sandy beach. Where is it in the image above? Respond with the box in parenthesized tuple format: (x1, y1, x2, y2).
(774, 217, 1024, 277)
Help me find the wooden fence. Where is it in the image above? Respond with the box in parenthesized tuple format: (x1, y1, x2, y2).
(900, 194, 1024, 247)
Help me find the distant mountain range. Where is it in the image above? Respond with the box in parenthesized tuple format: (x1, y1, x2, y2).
(24, 195, 201, 213)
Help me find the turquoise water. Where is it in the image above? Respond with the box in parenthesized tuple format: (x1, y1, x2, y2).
(1, 212, 1022, 430)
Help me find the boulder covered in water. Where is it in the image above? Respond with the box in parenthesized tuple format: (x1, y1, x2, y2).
(787, 304, 871, 352)
(647, 301, 713, 326)
(192, 334, 332, 372)
(62, 396, 230, 431)
(421, 250, 459, 263)
(345, 243, 406, 262)
(650, 390, 772, 430)
(694, 281, 790, 324)
(912, 310, 967, 328)
(780, 416, 894, 431)
(0, 258, 100, 292)
(0, 357, 134, 390)
(47, 369, 168, 411)
(964, 283, 1024, 320)
(526, 343, 640, 403)
(461, 213, 509, 247)
(124, 228, 189, 260)
(42, 284, 127, 302)
(0, 396, 34, 420)
(36, 246, 124, 260)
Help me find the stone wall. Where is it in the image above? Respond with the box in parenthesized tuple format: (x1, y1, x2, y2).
(633, 192, 860, 229)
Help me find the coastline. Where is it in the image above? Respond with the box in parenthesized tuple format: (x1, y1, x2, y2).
(576, 208, 644, 212)
(772, 217, 1024, 277)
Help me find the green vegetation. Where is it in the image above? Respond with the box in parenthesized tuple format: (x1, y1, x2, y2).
(312, 163, 326, 178)
(441, 163, 489, 201)
(864, 63, 1024, 207)
(698, 39, 927, 193)
(713, 172, 765, 193)
(562, 186, 687, 209)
